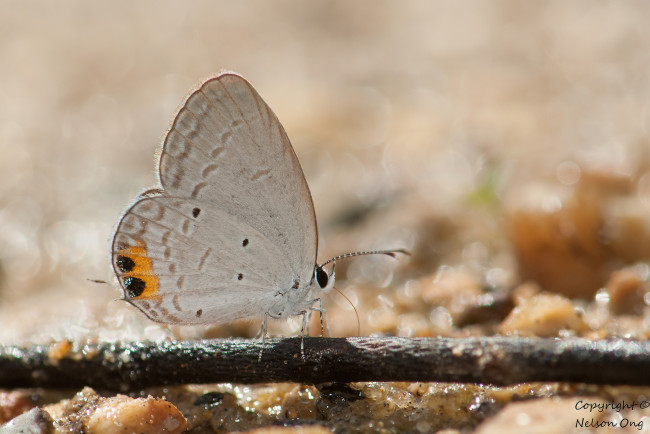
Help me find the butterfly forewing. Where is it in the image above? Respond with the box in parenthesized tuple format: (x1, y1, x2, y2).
(112, 73, 318, 324)
(160, 74, 317, 284)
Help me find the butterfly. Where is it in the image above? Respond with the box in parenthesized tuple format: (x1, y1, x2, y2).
(111, 72, 407, 341)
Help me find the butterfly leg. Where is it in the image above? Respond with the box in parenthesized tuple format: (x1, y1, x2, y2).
(257, 313, 270, 362)
(305, 309, 313, 336)
(299, 311, 309, 358)
(309, 298, 332, 337)
(255, 316, 266, 339)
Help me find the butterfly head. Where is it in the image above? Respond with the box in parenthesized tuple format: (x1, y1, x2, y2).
(314, 263, 336, 293)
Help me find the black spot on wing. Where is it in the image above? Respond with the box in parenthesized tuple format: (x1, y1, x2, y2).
(116, 255, 135, 273)
(124, 277, 146, 298)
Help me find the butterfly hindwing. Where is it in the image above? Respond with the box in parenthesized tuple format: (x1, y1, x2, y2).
(112, 194, 295, 323)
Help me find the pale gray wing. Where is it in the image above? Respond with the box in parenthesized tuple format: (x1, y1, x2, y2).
(112, 195, 294, 324)
(158, 73, 318, 287)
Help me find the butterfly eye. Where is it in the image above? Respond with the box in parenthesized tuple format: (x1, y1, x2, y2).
(315, 266, 329, 288)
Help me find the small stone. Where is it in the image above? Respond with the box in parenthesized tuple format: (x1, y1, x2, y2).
(0, 408, 54, 434)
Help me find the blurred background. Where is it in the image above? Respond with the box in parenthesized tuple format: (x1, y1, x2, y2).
(1, 0, 650, 344)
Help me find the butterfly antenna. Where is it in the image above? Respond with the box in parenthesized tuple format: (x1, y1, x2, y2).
(319, 248, 410, 268)
(333, 286, 361, 336)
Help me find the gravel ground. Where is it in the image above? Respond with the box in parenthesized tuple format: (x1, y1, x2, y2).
(1, 1, 650, 432)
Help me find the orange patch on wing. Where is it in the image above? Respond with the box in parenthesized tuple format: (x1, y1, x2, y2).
(117, 242, 160, 299)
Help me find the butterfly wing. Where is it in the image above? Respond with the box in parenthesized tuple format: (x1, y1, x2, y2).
(112, 73, 318, 324)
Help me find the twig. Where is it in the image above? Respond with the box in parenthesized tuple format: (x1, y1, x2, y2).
(0, 337, 648, 391)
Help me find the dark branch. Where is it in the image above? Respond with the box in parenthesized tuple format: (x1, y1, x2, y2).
(1, 337, 648, 391)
